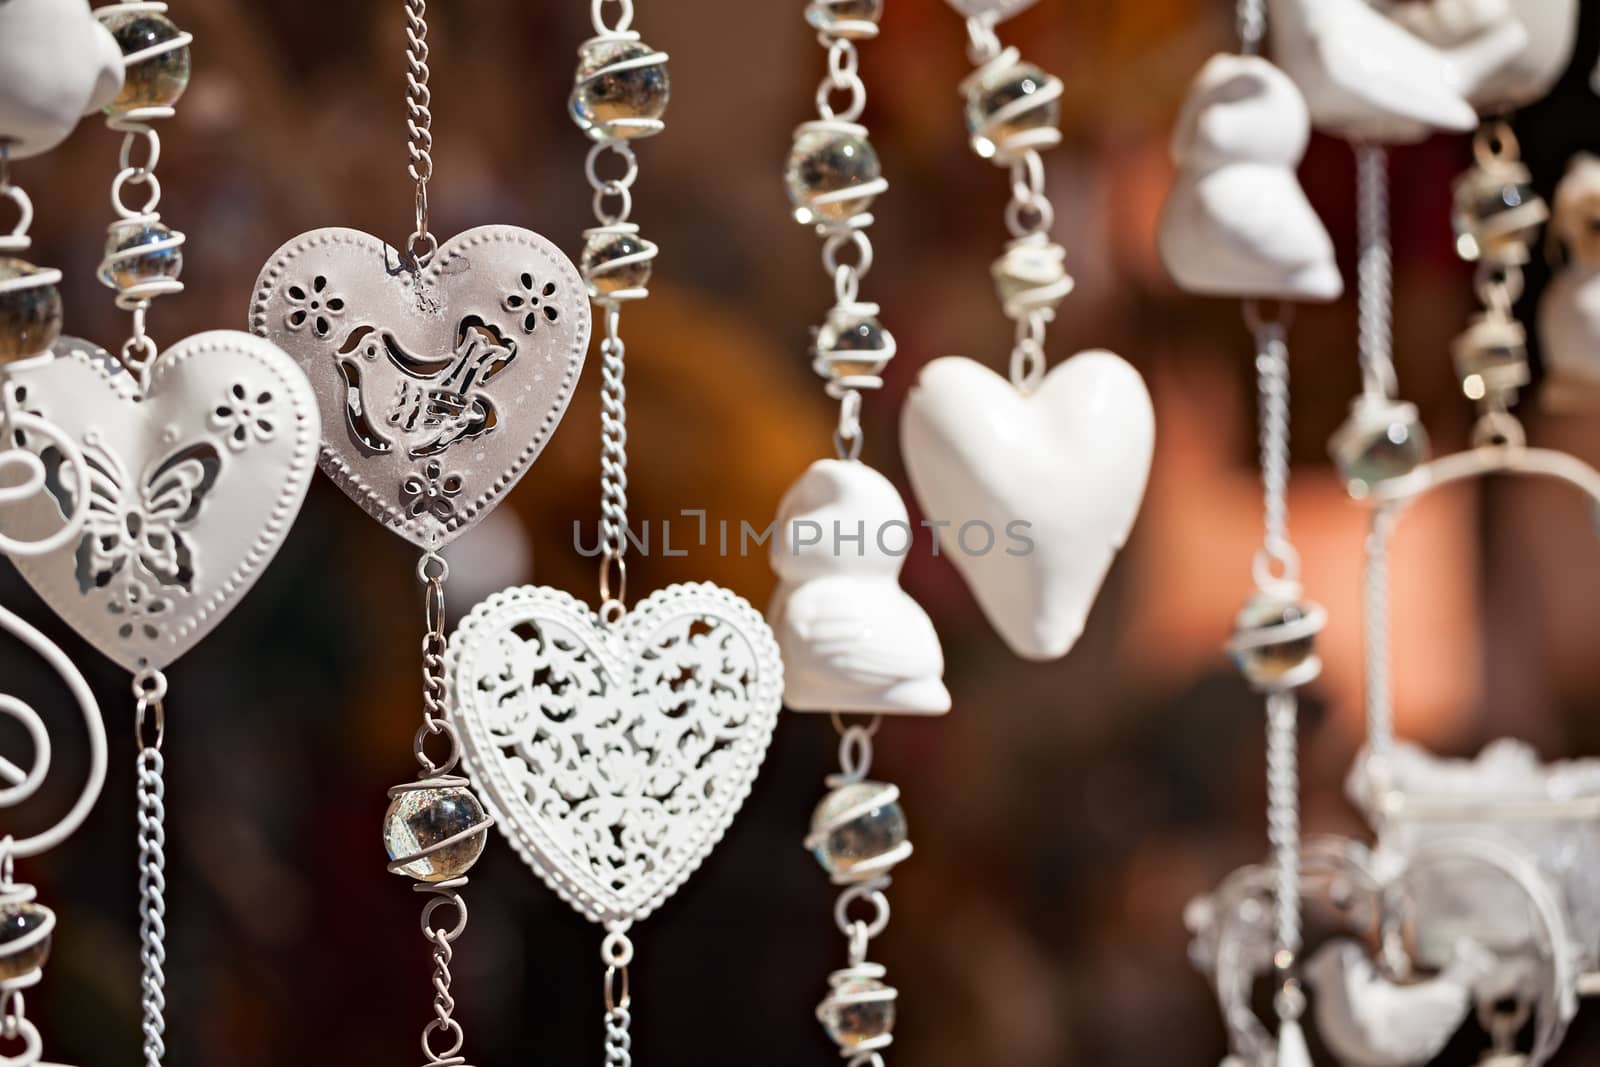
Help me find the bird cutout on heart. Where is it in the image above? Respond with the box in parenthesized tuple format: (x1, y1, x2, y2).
(900, 352, 1154, 661)
(1267, 0, 1528, 142)
(1539, 155, 1600, 413)
(0, 0, 123, 158)
(1378, 0, 1577, 113)
(768, 458, 950, 715)
(0, 334, 317, 672)
(1159, 53, 1342, 303)
(251, 225, 590, 548)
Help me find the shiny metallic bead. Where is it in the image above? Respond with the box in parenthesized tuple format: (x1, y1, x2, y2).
(101, 10, 191, 112)
(817, 968, 897, 1051)
(806, 780, 911, 881)
(815, 307, 894, 380)
(0, 901, 53, 982)
(0, 259, 64, 364)
(571, 35, 670, 140)
(1227, 596, 1325, 692)
(99, 220, 183, 292)
(961, 48, 1062, 161)
(1452, 161, 1547, 265)
(581, 225, 656, 299)
(1329, 397, 1430, 497)
(383, 780, 492, 883)
(806, 0, 885, 39)
(786, 122, 885, 225)
(992, 234, 1073, 319)
(1454, 313, 1531, 405)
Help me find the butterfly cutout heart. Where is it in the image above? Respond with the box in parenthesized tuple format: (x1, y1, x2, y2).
(0, 333, 318, 672)
(899, 352, 1154, 661)
(250, 225, 590, 548)
(446, 583, 783, 926)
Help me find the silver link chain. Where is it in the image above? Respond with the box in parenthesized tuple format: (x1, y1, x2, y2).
(1355, 145, 1398, 402)
(417, 882, 470, 1067)
(404, 0, 437, 267)
(598, 306, 629, 623)
(602, 929, 634, 1067)
(134, 669, 168, 1067)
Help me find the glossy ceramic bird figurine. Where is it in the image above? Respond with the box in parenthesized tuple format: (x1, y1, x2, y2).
(1380, 0, 1576, 112)
(1267, 0, 1527, 142)
(1306, 938, 1496, 1067)
(1540, 154, 1600, 412)
(1159, 53, 1341, 302)
(769, 459, 951, 715)
(0, 0, 124, 158)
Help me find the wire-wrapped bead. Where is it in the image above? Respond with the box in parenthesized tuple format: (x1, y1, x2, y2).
(0, 887, 53, 987)
(992, 233, 1073, 320)
(581, 223, 657, 302)
(98, 4, 192, 114)
(806, 780, 911, 882)
(961, 47, 1062, 162)
(805, 0, 884, 40)
(383, 777, 493, 883)
(0, 259, 63, 364)
(1453, 312, 1531, 405)
(1226, 595, 1326, 693)
(1328, 396, 1430, 497)
(786, 121, 887, 226)
(1452, 158, 1546, 266)
(571, 32, 670, 141)
(98, 217, 184, 300)
(817, 962, 897, 1053)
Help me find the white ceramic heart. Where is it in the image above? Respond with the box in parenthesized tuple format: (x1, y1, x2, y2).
(0, 333, 318, 672)
(0, 0, 124, 158)
(250, 225, 590, 549)
(900, 353, 1153, 661)
(446, 582, 783, 926)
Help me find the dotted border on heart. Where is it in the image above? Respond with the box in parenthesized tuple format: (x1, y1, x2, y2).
(444, 581, 785, 927)
(20, 335, 317, 670)
(249, 225, 590, 548)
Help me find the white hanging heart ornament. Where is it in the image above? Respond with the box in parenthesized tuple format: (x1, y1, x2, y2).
(250, 225, 590, 548)
(899, 352, 1154, 661)
(0, 333, 318, 672)
(446, 583, 783, 925)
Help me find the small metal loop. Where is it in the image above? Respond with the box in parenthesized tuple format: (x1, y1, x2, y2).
(592, 0, 635, 34)
(827, 38, 860, 87)
(965, 14, 1003, 64)
(822, 228, 873, 280)
(0, 183, 33, 248)
(586, 142, 640, 193)
(1251, 543, 1301, 594)
(420, 891, 470, 943)
(413, 719, 460, 776)
(132, 669, 168, 706)
(598, 551, 627, 616)
(421, 1017, 465, 1062)
(601, 928, 635, 968)
(834, 880, 892, 940)
(134, 697, 165, 753)
(407, 230, 438, 271)
(117, 128, 162, 179)
(109, 169, 162, 220)
(423, 581, 446, 639)
(832, 427, 864, 462)
(593, 185, 635, 227)
(816, 76, 867, 124)
(1473, 119, 1520, 169)
(417, 551, 451, 584)
(1009, 335, 1047, 395)
(1472, 409, 1527, 449)
(1242, 300, 1296, 335)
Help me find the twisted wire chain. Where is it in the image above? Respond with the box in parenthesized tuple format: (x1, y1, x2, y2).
(416, 882, 469, 1067)
(414, 552, 461, 776)
(598, 306, 628, 596)
(1253, 322, 1297, 588)
(1237, 0, 1266, 54)
(404, 0, 436, 267)
(1265, 691, 1301, 978)
(1356, 145, 1398, 402)
(1363, 507, 1397, 784)
(136, 742, 167, 1067)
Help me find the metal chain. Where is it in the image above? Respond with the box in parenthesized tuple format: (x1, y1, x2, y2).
(1355, 145, 1398, 402)
(417, 882, 470, 1067)
(1237, 0, 1266, 55)
(404, 0, 437, 267)
(1363, 507, 1396, 786)
(1265, 691, 1301, 989)
(829, 713, 880, 787)
(597, 306, 629, 622)
(135, 739, 166, 1067)
(414, 552, 461, 776)
(602, 929, 634, 1067)
(1251, 318, 1298, 591)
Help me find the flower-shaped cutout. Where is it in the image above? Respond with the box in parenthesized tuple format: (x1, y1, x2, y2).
(108, 577, 173, 642)
(502, 272, 562, 334)
(210, 382, 278, 451)
(402, 460, 466, 521)
(284, 274, 347, 338)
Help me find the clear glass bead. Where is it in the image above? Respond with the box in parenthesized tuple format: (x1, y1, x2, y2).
(383, 784, 489, 882)
(964, 59, 1060, 159)
(818, 977, 896, 1048)
(1454, 316, 1530, 404)
(806, 0, 885, 38)
(582, 230, 654, 296)
(103, 11, 191, 111)
(786, 126, 882, 225)
(1230, 598, 1317, 687)
(816, 312, 891, 379)
(810, 781, 908, 878)
(100, 221, 183, 291)
(0, 902, 52, 981)
(571, 37, 670, 140)
(992, 237, 1071, 317)
(0, 259, 63, 363)
(1452, 166, 1546, 264)
(1336, 409, 1429, 491)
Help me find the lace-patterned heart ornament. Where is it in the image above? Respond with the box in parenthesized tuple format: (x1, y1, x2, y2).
(250, 225, 590, 548)
(0, 333, 318, 672)
(445, 582, 784, 925)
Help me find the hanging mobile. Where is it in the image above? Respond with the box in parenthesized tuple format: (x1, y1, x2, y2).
(249, 3, 592, 1064)
(2, 4, 320, 1065)
(899, 0, 1154, 662)
(771, 0, 948, 1062)
(443, 1, 781, 1059)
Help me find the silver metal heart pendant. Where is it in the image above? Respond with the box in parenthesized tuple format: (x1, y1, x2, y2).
(446, 583, 784, 926)
(0, 333, 318, 672)
(250, 225, 590, 548)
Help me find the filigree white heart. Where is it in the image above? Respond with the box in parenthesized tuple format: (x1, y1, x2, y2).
(446, 582, 783, 926)
(899, 353, 1153, 661)
(0, 333, 318, 672)
(251, 225, 590, 548)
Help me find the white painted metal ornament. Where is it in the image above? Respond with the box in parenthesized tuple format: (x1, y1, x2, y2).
(900, 353, 1154, 661)
(770, 459, 950, 715)
(446, 583, 783, 926)
(1380, 0, 1577, 113)
(940, 0, 1037, 24)
(1266, 0, 1526, 143)
(1539, 154, 1600, 413)
(0, 0, 124, 158)
(250, 225, 590, 548)
(1158, 54, 1341, 302)
(0, 333, 317, 671)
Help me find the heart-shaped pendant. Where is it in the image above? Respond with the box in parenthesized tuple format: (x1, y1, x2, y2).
(943, 0, 1038, 21)
(250, 225, 590, 548)
(899, 352, 1154, 661)
(0, 333, 318, 672)
(446, 582, 783, 926)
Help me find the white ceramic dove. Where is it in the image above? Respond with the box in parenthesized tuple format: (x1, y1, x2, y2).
(1540, 155, 1600, 413)
(1267, 0, 1527, 142)
(899, 352, 1154, 661)
(0, 0, 124, 158)
(1381, 0, 1576, 113)
(1158, 54, 1341, 302)
(768, 459, 950, 715)
(1306, 939, 1495, 1067)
